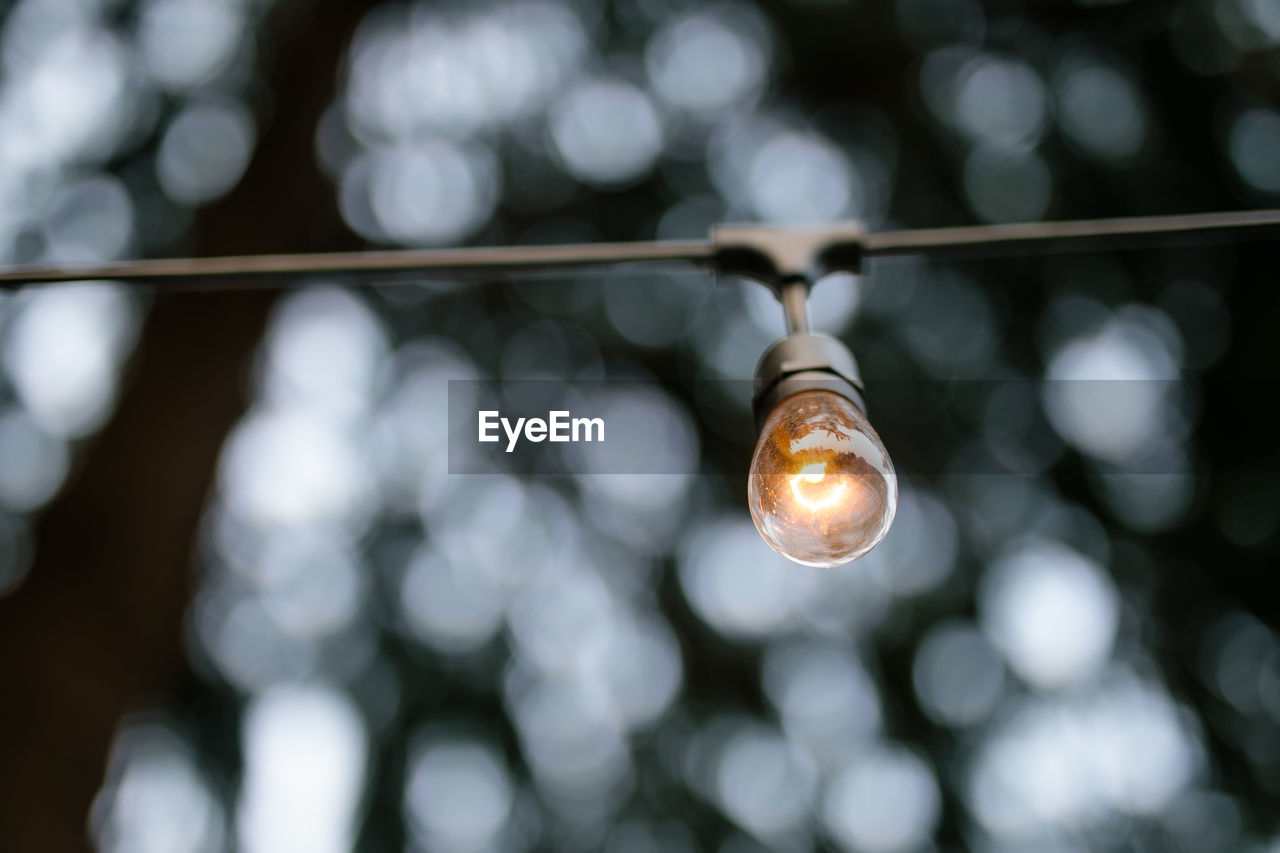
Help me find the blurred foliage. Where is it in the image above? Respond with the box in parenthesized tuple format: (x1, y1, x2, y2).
(1, 0, 1279, 851)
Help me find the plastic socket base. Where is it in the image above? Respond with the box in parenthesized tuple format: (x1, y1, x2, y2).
(752, 333, 866, 430)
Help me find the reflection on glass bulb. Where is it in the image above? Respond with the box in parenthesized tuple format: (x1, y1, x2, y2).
(749, 390, 897, 568)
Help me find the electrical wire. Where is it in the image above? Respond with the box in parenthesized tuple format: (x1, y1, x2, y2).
(0, 209, 1276, 290)
(862, 208, 1280, 257)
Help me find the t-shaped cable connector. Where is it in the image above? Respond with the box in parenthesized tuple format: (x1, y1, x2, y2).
(710, 221, 865, 295)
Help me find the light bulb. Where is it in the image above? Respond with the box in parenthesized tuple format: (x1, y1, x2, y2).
(748, 389, 897, 567)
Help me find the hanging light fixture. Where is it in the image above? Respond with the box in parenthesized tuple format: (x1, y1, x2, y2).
(711, 224, 896, 567)
(2, 209, 1278, 566)
(748, 308, 895, 568)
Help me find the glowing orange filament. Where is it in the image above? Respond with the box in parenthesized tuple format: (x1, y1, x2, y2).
(788, 462, 848, 511)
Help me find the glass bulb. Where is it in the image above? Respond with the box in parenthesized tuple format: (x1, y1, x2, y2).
(748, 389, 897, 567)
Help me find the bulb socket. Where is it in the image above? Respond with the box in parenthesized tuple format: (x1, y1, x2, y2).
(752, 333, 866, 430)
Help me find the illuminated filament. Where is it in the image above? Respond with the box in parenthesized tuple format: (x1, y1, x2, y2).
(788, 462, 848, 512)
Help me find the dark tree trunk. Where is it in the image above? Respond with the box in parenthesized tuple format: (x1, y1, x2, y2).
(0, 1, 371, 848)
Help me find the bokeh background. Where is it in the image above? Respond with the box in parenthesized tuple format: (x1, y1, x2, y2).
(0, 0, 1279, 851)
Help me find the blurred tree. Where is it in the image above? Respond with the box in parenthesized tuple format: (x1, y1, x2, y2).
(0, 1, 378, 848)
(0, 1, 1279, 852)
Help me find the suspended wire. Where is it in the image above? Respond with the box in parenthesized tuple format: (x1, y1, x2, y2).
(862, 208, 1280, 258)
(0, 240, 716, 290)
(0, 209, 1276, 290)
